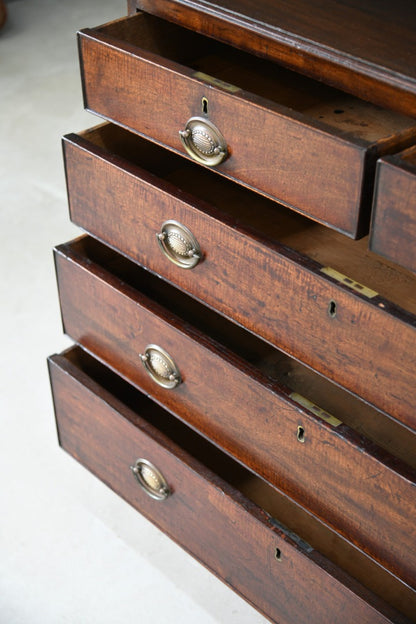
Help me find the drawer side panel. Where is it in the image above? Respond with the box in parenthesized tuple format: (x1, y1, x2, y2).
(370, 155, 416, 275)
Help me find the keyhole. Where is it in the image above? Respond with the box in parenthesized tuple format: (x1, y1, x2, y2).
(297, 426, 305, 443)
(275, 547, 282, 561)
(328, 300, 337, 318)
(201, 97, 209, 114)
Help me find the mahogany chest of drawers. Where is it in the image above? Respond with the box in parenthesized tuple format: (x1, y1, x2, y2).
(48, 1, 416, 622)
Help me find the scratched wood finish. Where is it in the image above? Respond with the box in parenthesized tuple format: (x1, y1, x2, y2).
(130, 0, 416, 117)
(370, 146, 416, 275)
(53, 236, 416, 586)
(63, 126, 416, 433)
(48, 347, 413, 624)
(77, 13, 416, 238)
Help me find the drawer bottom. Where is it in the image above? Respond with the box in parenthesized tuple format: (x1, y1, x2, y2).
(48, 346, 414, 624)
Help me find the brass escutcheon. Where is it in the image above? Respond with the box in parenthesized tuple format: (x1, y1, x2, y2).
(130, 458, 171, 501)
(179, 116, 228, 166)
(156, 220, 202, 269)
(139, 344, 181, 389)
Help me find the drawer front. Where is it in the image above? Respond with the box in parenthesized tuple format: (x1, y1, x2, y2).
(48, 347, 409, 624)
(54, 237, 416, 587)
(77, 14, 416, 238)
(370, 147, 416, 275)
(63, 127, 416, 434)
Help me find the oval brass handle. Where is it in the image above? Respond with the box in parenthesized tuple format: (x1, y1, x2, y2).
(130, 458, 171, 501)
(179, 116, 228, 166)
(156, 220, 202, 269)
(139, 344, 181, 389)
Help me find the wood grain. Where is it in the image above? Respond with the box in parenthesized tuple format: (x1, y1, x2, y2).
(370, 146, 416, 275)
(132, 0, 416, 117)
(51, 3, 416, 621)
(63, 126, 416, 434)
(48, 347, 412, 624)
(53, 236, 416, 587)
(78, 13, 416, 237)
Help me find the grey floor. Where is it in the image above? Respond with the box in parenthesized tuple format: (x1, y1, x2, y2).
(0, 1, 267, 622)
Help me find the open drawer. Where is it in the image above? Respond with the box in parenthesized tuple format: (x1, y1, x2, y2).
(63, 124, 416, 434)
(53, 235, 416, 587)
(370, 146, 416, 275)
(77, 12, 416, 238)
(48, 346, 415, 624)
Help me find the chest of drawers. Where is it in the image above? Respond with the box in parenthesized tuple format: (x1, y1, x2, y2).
(48, 1, 416, 622)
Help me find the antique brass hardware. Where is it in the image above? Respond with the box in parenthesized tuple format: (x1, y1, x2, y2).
(139, 344, 181, 389)
(156, 220, 202, 269)
(328, 300, 337, 318)
(130, 458, 171, 501)
(179, 116, 228, 166)
(297, 425, 305, 443)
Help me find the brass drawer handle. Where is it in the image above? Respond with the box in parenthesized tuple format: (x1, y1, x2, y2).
(130, 458, 171, 501)
(156, 220, 202, 269)
(139, 344, 181, 389)
(179, 116, 228, 166)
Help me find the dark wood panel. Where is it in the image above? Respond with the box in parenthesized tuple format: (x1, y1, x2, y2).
(78, 13, 416, 237)
(53, 236, 416, 587)
(52, 2, 416, 621)
(48, 347, 412, 624)
(370, 146, 416, 274)
(132, 0, 416, 116)
(63, 127, 416, 434)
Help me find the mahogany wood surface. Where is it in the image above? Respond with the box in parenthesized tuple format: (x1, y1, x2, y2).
(370, 146, 416, 275)
(48, 346, 412, 624)
(53, 236, 416, 587)
(131, 0, 416, 117)
(63, 126, 416, 433)
(49, 2, 416, 620)
(77, 13, 416, 237)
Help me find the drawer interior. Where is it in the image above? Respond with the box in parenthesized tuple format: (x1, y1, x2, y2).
(59, 345, 416, 620)
(66, 236, 416, 470)
(80, 123, 416, 316)
(96, 13, 416, 145)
